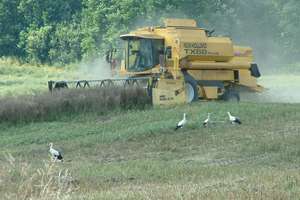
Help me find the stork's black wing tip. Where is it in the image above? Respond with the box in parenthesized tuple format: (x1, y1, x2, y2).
(174, 125, 182, 130)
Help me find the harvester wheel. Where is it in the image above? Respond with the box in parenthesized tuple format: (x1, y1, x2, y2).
(223, 89, 240, 102)
(184, 76, 198, 103)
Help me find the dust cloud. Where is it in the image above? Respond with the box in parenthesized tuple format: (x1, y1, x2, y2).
(216, 2, 300, 103)
(77, 58, 114, 80)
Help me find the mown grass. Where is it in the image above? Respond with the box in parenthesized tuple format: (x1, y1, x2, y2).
(2, 61, 300, 199)
(1, 102, 300, 199)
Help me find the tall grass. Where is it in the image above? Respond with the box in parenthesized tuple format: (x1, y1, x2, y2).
(1, 153, 77, 200)
(0, 87, 151, 123)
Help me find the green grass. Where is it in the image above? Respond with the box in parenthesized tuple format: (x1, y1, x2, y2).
(0, 63, 74, 96)
(1, 102, 300, 199)
(0, 60, 101, 96)
(2, 61, 300, 198)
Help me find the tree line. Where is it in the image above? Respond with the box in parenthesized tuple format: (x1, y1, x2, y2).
(0, 0, 299, 65)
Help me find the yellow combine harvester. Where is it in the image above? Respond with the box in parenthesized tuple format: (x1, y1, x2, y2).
(118, 18, 262, 105)
(49, 18, 263, 105)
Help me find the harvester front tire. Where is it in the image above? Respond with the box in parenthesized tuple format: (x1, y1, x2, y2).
(184, 76, 198, 103)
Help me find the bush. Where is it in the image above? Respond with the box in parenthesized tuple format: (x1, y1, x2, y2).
(0, 87, 151, 123)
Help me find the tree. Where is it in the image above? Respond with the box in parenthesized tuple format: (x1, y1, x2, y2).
(0, 0, 299, 64)
(49, 22, 83, 65)
(0, 0, 24, 56)
(18, 25, 52, 64)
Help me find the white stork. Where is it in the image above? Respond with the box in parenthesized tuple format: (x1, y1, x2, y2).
(49, 143, 63, 162)
(227, 112, 242, 125)
(203, 113, 211, 127)
(175, 113, 187, 130)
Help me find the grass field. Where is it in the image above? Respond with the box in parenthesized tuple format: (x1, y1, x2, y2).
(1, 102, 300, 199)
(0, 61, 103, 97)
(1, 62, 300, 199)
(0, 63, 74, 96)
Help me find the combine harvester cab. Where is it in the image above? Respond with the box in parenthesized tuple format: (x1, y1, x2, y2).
(49, 18, 263, 105)
(119, 18, 263, 105)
